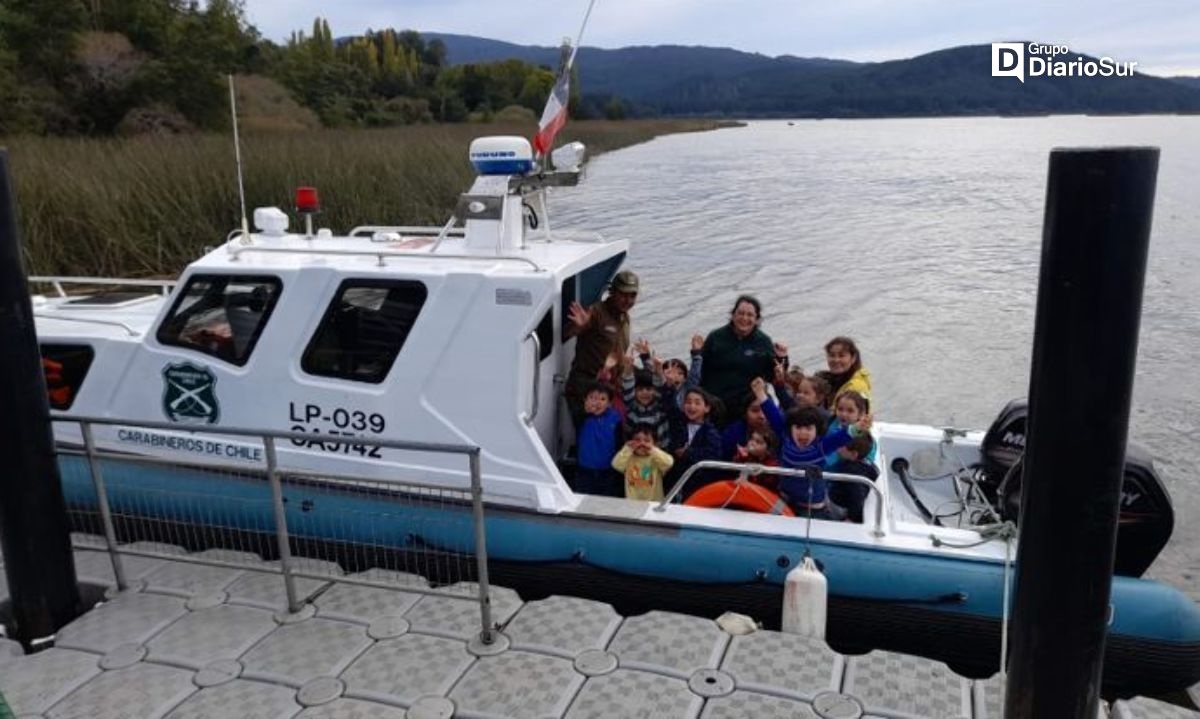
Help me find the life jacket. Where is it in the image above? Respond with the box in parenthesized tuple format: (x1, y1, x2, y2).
(42, 357, 72, 407)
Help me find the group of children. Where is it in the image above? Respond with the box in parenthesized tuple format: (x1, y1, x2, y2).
(570, 336, 880, 524)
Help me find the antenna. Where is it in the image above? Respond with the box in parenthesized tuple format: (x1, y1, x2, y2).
(228, 74, 251, 245)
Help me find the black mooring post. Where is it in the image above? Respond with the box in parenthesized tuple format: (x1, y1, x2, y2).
(1004, 147, 1159, 718)
(0, 149, 81, 643)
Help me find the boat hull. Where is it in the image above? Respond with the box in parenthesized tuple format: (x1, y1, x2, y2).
(58, 454, 1200, 696)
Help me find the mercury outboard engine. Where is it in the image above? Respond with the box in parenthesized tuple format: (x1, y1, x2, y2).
(979, 399, 1174, 577)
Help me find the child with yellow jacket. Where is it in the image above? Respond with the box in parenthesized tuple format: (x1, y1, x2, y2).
(611, 424, 675, 501)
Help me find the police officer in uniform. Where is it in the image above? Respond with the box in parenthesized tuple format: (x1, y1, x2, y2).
(563, 270, 639, 425)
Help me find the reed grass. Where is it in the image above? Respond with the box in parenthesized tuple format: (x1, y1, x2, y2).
(2, 120, 732, 278)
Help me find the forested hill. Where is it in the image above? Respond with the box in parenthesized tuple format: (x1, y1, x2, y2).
(427, 34, 1200, 117)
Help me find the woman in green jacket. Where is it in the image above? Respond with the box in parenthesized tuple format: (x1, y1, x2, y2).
(700, 295, 781, 426)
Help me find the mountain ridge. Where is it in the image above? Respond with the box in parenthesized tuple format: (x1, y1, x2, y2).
(423, 33, 1200, 117)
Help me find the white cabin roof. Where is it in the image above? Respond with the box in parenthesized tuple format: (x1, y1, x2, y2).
(202, 226, 622, 279)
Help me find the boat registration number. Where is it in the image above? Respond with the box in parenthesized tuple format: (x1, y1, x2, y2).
(288, 402, 387, 458)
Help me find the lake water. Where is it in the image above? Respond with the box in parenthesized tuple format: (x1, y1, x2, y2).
(552, 116, 1200, 598)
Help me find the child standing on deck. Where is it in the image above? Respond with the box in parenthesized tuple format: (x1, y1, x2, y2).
(826, 434, 880, 524)
(751, 378, 871, 520)
(824, 391, 877, 467)
(622, 340, 672, 449)
(574, 382, 623, 497)
(612, 424, 675, 501)
(665, 387, 724, 497)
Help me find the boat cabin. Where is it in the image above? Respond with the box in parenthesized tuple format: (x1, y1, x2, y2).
(36, 138, 638, 512)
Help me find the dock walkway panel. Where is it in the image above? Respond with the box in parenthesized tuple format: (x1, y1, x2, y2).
(1, 542, 1197, 718)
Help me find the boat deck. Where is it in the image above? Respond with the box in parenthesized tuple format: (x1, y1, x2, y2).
(0, 539, 1193, 718)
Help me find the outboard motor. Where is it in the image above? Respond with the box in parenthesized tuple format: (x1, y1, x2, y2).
(979, 399, 1174, 577)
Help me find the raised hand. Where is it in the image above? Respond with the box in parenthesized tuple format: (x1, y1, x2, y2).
(651, 355, 665, 375)
(568, 301, 592, 329)
(604, 353, 619, 370)
(621, 352, 636, 374)
(773, 341, 789, 359)
(634, 338, 652, 356)
(750, 376, 767, 400)
(773, 359, 786, 384)
(690, 333, 705, 352)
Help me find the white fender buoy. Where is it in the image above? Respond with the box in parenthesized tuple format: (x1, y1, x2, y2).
(782, 555, 827, 638)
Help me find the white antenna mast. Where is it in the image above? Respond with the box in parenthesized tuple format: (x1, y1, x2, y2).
(228, 75, 251, 245)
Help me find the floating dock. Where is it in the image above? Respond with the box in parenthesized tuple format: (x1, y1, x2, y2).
(0, 539, 1195, 718)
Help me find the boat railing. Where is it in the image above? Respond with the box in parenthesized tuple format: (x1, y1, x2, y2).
(225, 244, 545, 272)
(29, 275, 177, 297)
(349, 225, 467, 239)
(33, 313, 142, 336)
(50, 413, 499, 647)
(655, 460, 887, 538)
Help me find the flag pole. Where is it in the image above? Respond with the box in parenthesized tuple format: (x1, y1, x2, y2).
(534, 0, 598, 243)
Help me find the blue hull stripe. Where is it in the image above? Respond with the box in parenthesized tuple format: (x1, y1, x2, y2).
(58, 455, 1200, 645)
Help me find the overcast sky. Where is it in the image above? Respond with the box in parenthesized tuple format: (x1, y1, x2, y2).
(241, 0, 1200, 77)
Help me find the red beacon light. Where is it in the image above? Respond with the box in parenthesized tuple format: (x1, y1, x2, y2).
(294, 186, 320, 213)
(294, 186, 320, 238)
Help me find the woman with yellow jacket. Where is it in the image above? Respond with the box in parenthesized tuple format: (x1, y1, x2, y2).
(817, 336, 872, 410)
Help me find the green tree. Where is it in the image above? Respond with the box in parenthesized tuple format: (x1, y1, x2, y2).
(0, 0, 86, 83)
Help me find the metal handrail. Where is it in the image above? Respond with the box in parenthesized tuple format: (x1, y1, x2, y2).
(654, 460, 887, 537)
(523, 330, 541, 425)
(29, 276, 176, 297)
(349, 225, 466, 238)
(56, 413, 495, 643)
(225, 244, 544, 272)
(34, 312, 141, 336)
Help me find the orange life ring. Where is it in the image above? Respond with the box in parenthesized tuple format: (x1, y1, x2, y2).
(683, 479, 795, 516)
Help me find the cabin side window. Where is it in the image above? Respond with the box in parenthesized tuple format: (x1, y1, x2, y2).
(41, 344, 94, 410)
(302, 279, 428, 384)
(535, 308, 553, 360)
(156, 274, 283, 366)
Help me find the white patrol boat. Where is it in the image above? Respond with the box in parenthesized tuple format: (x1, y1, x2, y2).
(33, 136, 1199, 696)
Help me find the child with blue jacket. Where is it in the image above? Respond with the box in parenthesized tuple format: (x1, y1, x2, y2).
(751, 378, 872, 520)
(824, 391, 878, 467)
(574, 382, 623, 497)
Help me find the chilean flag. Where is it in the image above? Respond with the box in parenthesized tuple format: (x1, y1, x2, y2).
(533, 57, 571, 156)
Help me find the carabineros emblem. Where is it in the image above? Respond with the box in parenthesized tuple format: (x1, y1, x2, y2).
(162, 362, 220, 424)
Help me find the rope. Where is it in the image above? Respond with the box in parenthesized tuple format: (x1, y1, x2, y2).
(929, 520, 1016, 549)
(1000, 526, 1014, 710)
(929, 520, 1017, 710)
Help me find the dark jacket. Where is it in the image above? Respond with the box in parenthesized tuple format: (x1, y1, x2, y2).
(700, 324, 775, 424)
(665, 419, 724, 497)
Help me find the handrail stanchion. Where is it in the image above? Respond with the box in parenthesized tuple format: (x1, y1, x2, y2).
(263, 437, 300, 614)
(469, 449, 495, 644)
(80, 421, 128, 592)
